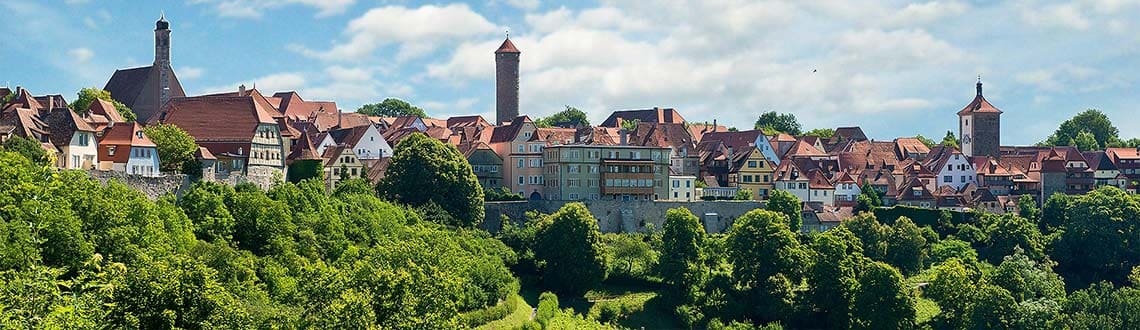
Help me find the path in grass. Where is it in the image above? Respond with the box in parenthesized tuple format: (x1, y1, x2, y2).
(476, 294, 535, 330)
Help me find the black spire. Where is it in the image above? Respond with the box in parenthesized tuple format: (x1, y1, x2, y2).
(156, 11, 169, 30)
(976, 74, 983, 96)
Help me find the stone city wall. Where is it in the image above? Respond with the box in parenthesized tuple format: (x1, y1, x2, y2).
(484, 200, 765, 234)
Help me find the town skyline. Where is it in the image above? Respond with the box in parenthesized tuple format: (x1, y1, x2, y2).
(3, 1, 1138, 145)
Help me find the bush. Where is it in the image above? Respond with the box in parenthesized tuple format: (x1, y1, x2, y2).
(459, 295, 520, 328)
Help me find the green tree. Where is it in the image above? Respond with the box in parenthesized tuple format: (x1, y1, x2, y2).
(855, 194, 875, 214)
(806, 227, 864, 329)
(534, 106, 590, 128)
(1017, 194, 1040, 221)
(142, 124, 200, 173)
(991, 251, 1065, 303)
(1074, 130, 1100, 151)
(734, 188, 753, 200)
(852, 262, 915, 330)
(803, 128, 835, 138)
(1053, 186, 1140, 287)
(981, 213, 1045, 264)
(534, 203, 607, 296)
(727, 209, 808, 322)
(1040, 192, 1070, 233)
(378, 133, 484, 227)
(1040, 109, 1119, 149)
(844, 213, 889, 261)
(658, 207, 705, 296)
(754, 111, 802, 136)
(605, 233, 656, 277)
(885, 216, 927, 275)
(355, 98, 426, 117)
(2, 135, 50, 165)
(765, 189, 802, 232)
(925, 258, 977, 328)
(941, 130, 959, 149)
(914, 135, 937, 148)
(620, 118, 641, 131)
(69, 87, 136, 122)
(966, 285, 1019, 329)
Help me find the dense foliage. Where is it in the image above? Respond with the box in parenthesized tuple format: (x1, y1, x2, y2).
(142, 123, 200, 174)
(753, 111, 802, 136)
(69, 87, 137, 122)
(0, 150, 516, 328)
(534, 106, 590, 128)
(354, 97, 426, 118)
(378, 132, 485, 227)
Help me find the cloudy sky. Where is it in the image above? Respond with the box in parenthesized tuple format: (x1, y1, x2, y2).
(2, 0, 1138, 144)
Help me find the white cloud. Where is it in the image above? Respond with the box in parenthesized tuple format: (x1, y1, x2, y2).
(883, 1, 969, 27)
(68, 48, 94, 63)
(189, 0, 356, 18)
(179, 66, 205, 79)
(423, 97, 482, 118)
(293, 4, 499, 62)
(1021, 3, 1091, 30)
(203, 72, 307, 94)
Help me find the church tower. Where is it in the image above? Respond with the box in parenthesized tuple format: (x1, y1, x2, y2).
(155, 13, 173, 108)
(495, 35, 520, 126)
(958, 77, 1003, 158)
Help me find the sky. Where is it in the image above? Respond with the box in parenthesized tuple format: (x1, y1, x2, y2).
(1, 0, 1138, 145)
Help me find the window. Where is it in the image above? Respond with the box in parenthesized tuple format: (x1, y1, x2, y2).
(763, 175, 769, 182)
(518, 176, 524, 185)
(799, 182, 807, 189)
(686, 180, 691, 188)
(943, 176, 952, 183)
(961, 176, 968, 183)
(569, 193, 579, 200)
(518, 159, 524, 168)
(673, 180, 680, 188)
(947, 165, 952, 171)
(748, 160, 758, 168)
(108, 145, 116, 156)
(517, 145, 524, 153)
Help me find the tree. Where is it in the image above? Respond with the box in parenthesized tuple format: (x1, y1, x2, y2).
(981, 213, 1045, 264)
(534, 106, 590, 128)
(855, 194, 875, 214)
(806, 227, 864, 329)
(1040, 109, 1119, 149)
(355, 98, 426, 118)
(941, 130, 959, 149)
(69, 87, 137, 122)
(534, 203, 607, 296)
(142, 124, 199, 173)
(605, 233, 656, 278)
(1074, 131, 1100, 151)
(754, 111, 802, 136)
(859, 181, 881, 206)
(620, 118, 641, 131)
(914, 135, 936, 148)
(885, 217, 927, 275)
(726, 209, 808, 322)
(966, 285, 1019, 329)
(1040, 192, 1070, 233)
(378, 133, 484, 227)
(1017, 194, 1040, 221)
(803, 128, 835, 138)
(991, 250, 1065, 303)
(852, 262, 915, 330)
(1053, 186, 1140, 287)
(766, 189, 802, 232)
(658, 207, 705, 295)
(2, 136, 50, 165)
(734, 188, 753, 200)
(925, 258, 977, 328)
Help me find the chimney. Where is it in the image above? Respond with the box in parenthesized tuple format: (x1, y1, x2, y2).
(238, 84, 247, 96)
(337, 110, 343, 129)
(619, 129, 628, 145)
(713, 119, 717, 130)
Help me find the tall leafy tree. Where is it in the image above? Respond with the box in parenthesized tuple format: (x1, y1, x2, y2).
(925, 258, 978, 328)
(803, 128, 835, 138)
(1053, 186, 1140, 287)
(753, 111, 802, 136)
(726, 209, 808, 322)
(534, 106, 590, 128)
(659, 207, 706, 296)
(1017, 194, 1040, 221)
(852, 262, 915, 330)
(981, 213, 1045, 264)
(534, 203, 607, 296)
(966, 285, 1019, 329)
(1074, 131, 1100, 151)
(355, 98, 427, 118)
(69, 87, 137, 122)
(941, 130, 959, 149)
(142, 124, 200, 173)
(806, 227, 864, 329)
(765, 189, 802, 232)
(1, 135, 50, 166)
(885, 216, 927, 275)
(378, 133, 484, 227)
(1040, 109, 1119, 149)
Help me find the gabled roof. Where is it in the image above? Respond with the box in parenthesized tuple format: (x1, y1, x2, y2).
(88, 99, 124, 122)
(1107, 147, 1140, 160)
(156, 95, 278, 142)
(833, 127, 868, 142)
(687, 122, 727, 142)
(287, 132, 322, 162)
(784, 139, 827, 158)
(103, 65, 186, 122)
(495, 38, 521, 54)
(700, 130, 761, 153)
(99, 122, 155, 147)
(895, 137, 930, 158)
(0, 107, 50, 140)
(923, 145, 966, 173)
(808, 170, 834, 189)
(490, 115, 532, 143)
(447, 115, 492, 128)
(327, 125, 375, 148)
(1083, 151, 1116, 171)
(196, 147, 217, 160)
(600, 107, 685, 127)
(630, 122, 696, 150)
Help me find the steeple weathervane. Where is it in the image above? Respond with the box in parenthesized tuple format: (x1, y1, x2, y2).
(976, 74, 983, 96)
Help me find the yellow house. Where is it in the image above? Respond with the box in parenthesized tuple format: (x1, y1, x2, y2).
(323, 145, 366, 190)
(730, 147, 777, 200)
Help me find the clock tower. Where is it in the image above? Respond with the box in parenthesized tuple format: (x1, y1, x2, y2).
(958, 77, 1002, 158)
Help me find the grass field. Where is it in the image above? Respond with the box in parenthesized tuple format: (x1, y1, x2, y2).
(517, 276, 682, 329)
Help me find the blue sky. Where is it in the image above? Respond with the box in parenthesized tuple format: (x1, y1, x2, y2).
(2, 0, 1138, 145)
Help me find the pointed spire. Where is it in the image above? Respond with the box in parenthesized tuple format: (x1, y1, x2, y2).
(976, 74, 983, 96)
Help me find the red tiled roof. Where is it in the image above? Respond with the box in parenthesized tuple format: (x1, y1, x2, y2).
(196, 147, 216, 160)
(156, 95, 277, 142)
(99, 122, 155, 147)
(895, 138, 930, 158)
(956, 93, 1003, 115)
(600, 107, 686, 127)
(489, 115, 531, 143)
(700, 130, 761, 152)
(785, 139, 827, 158)
(447, 115, 492, 128)
(88, 99, 124, 122)
(495, 38, 521, 54)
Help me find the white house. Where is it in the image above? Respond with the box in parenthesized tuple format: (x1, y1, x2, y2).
(668, 175, 697, 201)
(926, 146, 976, 191)
(98, 122, 160, 177)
